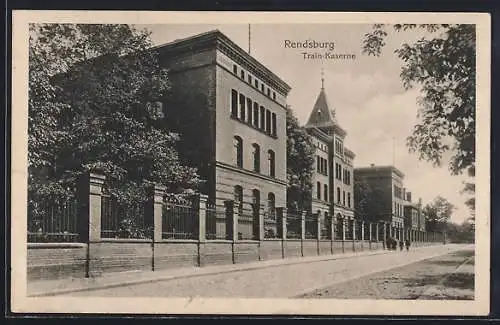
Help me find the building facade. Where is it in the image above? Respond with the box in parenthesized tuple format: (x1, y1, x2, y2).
(353, 165, 407, 242)
(157, 30, 291, 239)
(305, 78, 356, 238)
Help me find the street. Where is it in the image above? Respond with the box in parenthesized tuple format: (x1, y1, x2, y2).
(61, 244, 473, 299)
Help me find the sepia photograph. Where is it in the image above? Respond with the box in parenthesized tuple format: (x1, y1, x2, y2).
(10, 11, 490, 315)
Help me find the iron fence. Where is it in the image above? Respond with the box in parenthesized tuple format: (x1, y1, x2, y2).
(101, 193, 150, 239)
(264, 209, 279, 239)
(286, 212, 302, 239)
(162, 200, 199, 240)
(27, 196, 80, 242)
(205, 204, 227, 240)
(304, 213, 317, 239)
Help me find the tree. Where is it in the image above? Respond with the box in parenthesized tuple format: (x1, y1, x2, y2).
(353, 178, 389, 222)
(29, 24, 201, 228)
(286, 106, 315, 213)
(362, 24, 475, 176)
(422, 196, 455, 232)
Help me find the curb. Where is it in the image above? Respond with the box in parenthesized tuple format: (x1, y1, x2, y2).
(29, 245, 447, 297)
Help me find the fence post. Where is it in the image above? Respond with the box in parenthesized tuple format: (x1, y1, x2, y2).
(80, 172, 105, 278)
(330, 215, 335, 254)
(383, 222, 387, 249)
(352, 219, 356, 252)
(198, 194, 208, 267)
(361, 221, 365, 251)
(224, 200, 238, 264)
(300, 211, 306, 257)
(316, 213, 321, 255)
(276, 207, 286, 259)
(342, 218, 346, 253)
(369, 222, 372, 250)
(150, 184, 166, 271)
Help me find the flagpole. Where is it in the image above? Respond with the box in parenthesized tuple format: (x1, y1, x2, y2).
(248, 24, 251, 54)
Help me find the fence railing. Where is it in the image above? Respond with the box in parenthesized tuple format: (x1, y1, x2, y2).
(101, 193, 150, 239)
(286, 213, 302, 239)
(304, 214, 317, 239)
(162, 200, 198, 240)
(205, 204, 226, 240)
(27, 197, 80, 243)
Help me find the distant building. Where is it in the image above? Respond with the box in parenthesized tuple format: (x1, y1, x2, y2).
(157, 30, 291, 239)
(403, 192, 425, 242)
(304, 75, 356, 238)
(353, 165, 406, 241)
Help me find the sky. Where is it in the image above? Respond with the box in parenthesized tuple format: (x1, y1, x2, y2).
(137, 23, 474, 224)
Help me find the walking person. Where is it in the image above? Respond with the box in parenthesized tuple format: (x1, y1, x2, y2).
(405, 239, 411, 251)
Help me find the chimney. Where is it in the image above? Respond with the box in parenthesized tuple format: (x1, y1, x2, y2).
(406, 192, 412, 202)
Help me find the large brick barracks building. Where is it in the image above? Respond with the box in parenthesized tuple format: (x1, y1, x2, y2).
(156, 30, 290, 240)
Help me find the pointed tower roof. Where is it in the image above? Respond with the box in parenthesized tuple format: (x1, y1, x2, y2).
(305, 71, 337, 128)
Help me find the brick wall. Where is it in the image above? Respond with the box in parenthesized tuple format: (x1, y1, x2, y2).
(89, 241, 153, 276)
(302, 240, 318, 257)
(234, 241, 260, 264)
(259, 240, 283, 261)
(284, 240, 302, 258)
(200, 241, 233, 266)
(27, 244, 87, 280)
(154, 241, 199, 270)
(318, 240, 331, 255)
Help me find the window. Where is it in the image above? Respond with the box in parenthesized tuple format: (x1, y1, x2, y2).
(239, 94, 246, 121)
(271, 113, 277, 137)
(255, 79, 259, 88)
(246, 98, 253, 124)
(253, 102, 259, 127)
(343, 191, 346, 206)
(267, 88, 270, 97)
(324, 184, 328, 202)
(268, 150, 275, 177)
(252, 143, 261, 173)
(317, 182, 321, 200)
(317, 156, 321, 172)
(265, 109, 272, 134)
(348, 193, 351, 208)
(261, 84, 265, 92)
(273, 92, 276, 101)
(234, 185, 243, 215)
(260, 106, 265, 130)
(231, 89, 238, 117)
(335, 163, 341, 180)
(240, 69, 245, 80)
(233, 64, 238, 75)
(234, 136, 243, 168)
(267, 193, 276, 220)
(337, 187, 341, 203)
(248, 74, 252, 84)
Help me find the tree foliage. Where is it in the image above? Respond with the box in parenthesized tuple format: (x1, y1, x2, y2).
(286, 106, 315, 213)
(362, 24, 476, 176)
(422, 195, 455, 232)
(28, 24, 201, 222)
(353, 178, 389, 221)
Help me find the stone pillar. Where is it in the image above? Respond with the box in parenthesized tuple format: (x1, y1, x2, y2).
(224, 200, 238, 241)
(375, 222, 379, 242)
(276, 207, 286, 259)
(342, 218, 346, 253)
(383, 222, 387, 249)
(316, 213, 322, 241)
(86, 172, 106, 242)
(152, 184, 166, 243)
(300, 211, 306, 240)
(361, 221, 365, 250)
(352, 219, 356, 252)
(369, 222, 373, 250)
(198, 194, 208, 242)
(331, 215, 336, 241)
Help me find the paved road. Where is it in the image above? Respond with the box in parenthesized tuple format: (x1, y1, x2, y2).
(64, 244, 471, 298)
(299, 247, 474, 300)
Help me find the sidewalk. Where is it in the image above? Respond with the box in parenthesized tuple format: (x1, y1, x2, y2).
(28, 244, 450, 297)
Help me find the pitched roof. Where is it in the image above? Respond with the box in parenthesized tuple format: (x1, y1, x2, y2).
(305, 88, 337, 128)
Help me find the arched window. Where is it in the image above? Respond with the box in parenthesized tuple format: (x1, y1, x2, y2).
(268, 150, 275, 177)
(252, 143, 260, 172)
(324, 184, 328, 202)
(234, 185, 243, 215)
(337, 187, 341, 203)
(233, 136, 243, 168)
(239, 94, 246, 121)
(348, 192, 351, 208)
(267, 192, 276, 220)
